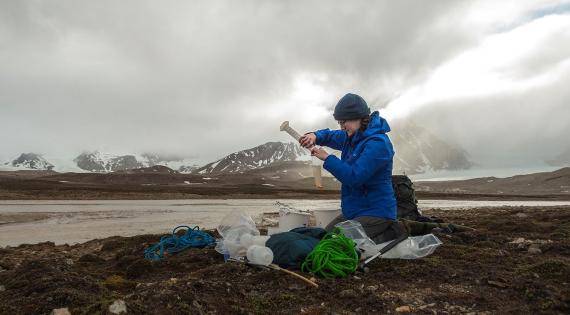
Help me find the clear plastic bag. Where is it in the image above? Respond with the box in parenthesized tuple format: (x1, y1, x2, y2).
(335, 220, 376, 249)
(217, 210, 258, 238)
(335, 220, 443, 260)
(372, 234, 442, 259)
(215, 210, 260, 259)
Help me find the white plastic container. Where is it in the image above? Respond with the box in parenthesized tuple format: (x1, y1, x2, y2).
(266, 226, 281, 236)
(246, 245, 274, 266)
(313, 209, 341, 228)
(278, 211, 310, 231)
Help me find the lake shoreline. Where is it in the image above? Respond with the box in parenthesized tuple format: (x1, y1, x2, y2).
(1, 190, 569, 201)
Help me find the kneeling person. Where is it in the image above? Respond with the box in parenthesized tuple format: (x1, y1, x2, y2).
(300, 93, 405, 244)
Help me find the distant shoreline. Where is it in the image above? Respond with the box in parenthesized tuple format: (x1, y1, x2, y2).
(1, 167, 568, 200)
(0, 190, 569, 201)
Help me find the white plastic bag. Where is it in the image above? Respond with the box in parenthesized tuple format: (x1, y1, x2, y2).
(335, 220, 443, 260)
(217, 210, 258, 238)
(370, 234, 442, 259)
(215, 210, 260, 259)
(335, 220, 376, 249)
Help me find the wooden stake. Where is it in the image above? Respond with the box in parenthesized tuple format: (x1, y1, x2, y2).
(269, 264, 319, 288)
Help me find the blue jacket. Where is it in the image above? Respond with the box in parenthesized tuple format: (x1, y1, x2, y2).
(314, 111, 397, 220)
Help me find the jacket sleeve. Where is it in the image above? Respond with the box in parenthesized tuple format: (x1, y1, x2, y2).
(323, 138, 392, 186)
(313, 128, 347, 151)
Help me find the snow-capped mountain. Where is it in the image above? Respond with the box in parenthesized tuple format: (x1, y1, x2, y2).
(74, 152, 142, 172)
(139, 153, 200, 173)
(195, 141, 310, 175)
(73, 151, 200, 173)
(1, 121, 472, 175)
(3, 153, 54, 171)
(193, 124, 472, 176)
(390, 121, 473, 175)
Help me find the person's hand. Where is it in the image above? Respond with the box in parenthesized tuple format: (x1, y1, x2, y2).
(311, 146, 329, 161)
(299, 133, 316, 148)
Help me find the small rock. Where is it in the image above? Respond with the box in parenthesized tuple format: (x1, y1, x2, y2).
(51, 308, 71, 315)
(109, 299, 127, 314)
(395, 305, 411, 313)
(353, 275, 361, 280)
(366, 285, 378, 292)
(514, 213, 528, 218)
(65, 259, 74, 266)
(339, 289, 358, 298)
(0, 285, 5, 292)
(169, 278, 177, 283)
(528, 244, 542, 254)
(510, 237, 526, 244)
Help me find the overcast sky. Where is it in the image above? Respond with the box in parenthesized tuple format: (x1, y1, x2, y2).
(1, 0, 569, 167)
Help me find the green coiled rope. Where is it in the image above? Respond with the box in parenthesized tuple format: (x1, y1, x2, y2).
(301, 228, 359, 278)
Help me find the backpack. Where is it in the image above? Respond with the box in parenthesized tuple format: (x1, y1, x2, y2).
(391, 175, 421, 220)
(391, 175, 443, 223)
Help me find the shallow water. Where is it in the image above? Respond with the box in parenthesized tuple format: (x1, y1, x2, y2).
(1, 199, 570, 246)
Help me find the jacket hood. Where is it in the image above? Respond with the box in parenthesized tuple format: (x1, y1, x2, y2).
(364, 111, 390, 135)
(351, 111, 390, 143)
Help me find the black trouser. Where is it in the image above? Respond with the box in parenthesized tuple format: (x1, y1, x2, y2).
(325, 214, 407, 244)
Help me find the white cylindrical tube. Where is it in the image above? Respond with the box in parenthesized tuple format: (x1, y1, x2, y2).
(312, 165, 323, 188)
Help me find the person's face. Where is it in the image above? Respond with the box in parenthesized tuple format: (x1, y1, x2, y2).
(338, 119, 361, 136)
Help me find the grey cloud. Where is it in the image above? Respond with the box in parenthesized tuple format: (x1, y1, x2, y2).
(0, 0, 567, 169)
(411, 68, 570, 167)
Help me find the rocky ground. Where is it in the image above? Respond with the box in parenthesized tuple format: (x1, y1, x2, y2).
(0, 206, 569, 314)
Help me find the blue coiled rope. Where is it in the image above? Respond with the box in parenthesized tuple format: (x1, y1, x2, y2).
(144, 225, 216, 261)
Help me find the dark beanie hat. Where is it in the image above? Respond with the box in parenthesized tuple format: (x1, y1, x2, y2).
(333, 93, 371, 120)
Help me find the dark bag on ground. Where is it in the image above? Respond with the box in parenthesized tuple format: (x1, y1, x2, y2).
(266, 227, 326, 269)
(391, 175, 442, 222)
(392, 175, 420, 220)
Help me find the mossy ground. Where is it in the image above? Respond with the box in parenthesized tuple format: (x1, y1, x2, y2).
(0, 206, 569, 314)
